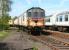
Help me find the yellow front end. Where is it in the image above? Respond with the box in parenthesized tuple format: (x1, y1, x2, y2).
(28, 18, 44, 27)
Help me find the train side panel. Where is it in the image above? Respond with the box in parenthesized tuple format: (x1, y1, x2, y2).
(55, 14, 69, 26)
(22, 12, 28, 26)
(14, 18, 19, 25)
(9, 20, 13, 25)
(45, 11, 69, 31)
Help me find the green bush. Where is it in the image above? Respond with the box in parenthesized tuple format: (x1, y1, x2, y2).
(0, 24, 10, 30)
(0, 31, 9, 40)
(0, 15, 11, 30)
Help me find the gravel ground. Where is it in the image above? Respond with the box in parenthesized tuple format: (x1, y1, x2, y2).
(0, 27, 51, 50)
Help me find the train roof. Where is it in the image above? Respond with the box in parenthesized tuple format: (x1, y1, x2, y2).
(56, 11, 69, 16)
(27, 7, 45, 12)
(46, 11, 69, 18)
(46, 15, 53, 17)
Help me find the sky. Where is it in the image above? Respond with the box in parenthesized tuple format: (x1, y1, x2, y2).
(9, 0, 69, 17)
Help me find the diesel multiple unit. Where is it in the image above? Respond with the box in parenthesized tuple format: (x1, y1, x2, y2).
(12, 7, 45, 35)
(9, 7, 69, 34)
(45, 11, 69, 32)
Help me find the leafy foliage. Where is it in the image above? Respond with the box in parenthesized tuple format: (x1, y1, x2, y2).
(0, 0, 12, 30)
(0, 15, 11, 30)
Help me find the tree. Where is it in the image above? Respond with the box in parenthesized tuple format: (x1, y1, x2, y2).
(0, 0, 12, 30)
(0, 15, 11, 30)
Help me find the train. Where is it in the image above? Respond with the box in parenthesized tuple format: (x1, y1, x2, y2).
(9, 7, 69, 35)
(9, 7, 45, 35)
(45, 11, 69, 32)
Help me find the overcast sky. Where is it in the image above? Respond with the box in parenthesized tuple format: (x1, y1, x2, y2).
(9, 0, 69, 17)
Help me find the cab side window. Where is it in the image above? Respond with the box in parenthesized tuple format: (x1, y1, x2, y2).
(41, 12, 45, 17)
(28, 12, 31, 17)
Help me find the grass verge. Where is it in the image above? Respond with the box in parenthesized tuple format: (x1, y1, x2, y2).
(0, 31, 9, 40)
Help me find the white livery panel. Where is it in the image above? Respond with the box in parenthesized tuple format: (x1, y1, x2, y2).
(45, 11, 69, 26)
(22, 12, 28, 26)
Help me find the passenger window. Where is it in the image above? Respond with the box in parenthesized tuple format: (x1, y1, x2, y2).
(46, 18, 50, 22)
(59, 16, 63, 22)
(65, 15, 68, 21)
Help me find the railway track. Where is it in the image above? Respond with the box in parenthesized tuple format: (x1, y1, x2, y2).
(43, 29, 69, 38)
(43, 29, 69, 43)
(1, 27, 69, 50)
(30, 35, 69, 50)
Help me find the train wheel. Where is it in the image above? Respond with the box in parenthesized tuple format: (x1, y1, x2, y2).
(49, 27, 52, 30)
(28, 30, 31, 35)
(58, 27, 63, 32)
(63, 28, 67, 32)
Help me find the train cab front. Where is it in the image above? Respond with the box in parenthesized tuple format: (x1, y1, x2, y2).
(30, 18, 44, 35)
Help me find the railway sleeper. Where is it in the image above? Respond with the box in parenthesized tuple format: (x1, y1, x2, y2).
(56, 45, 69, 47)
(58, 47, 69, 49)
